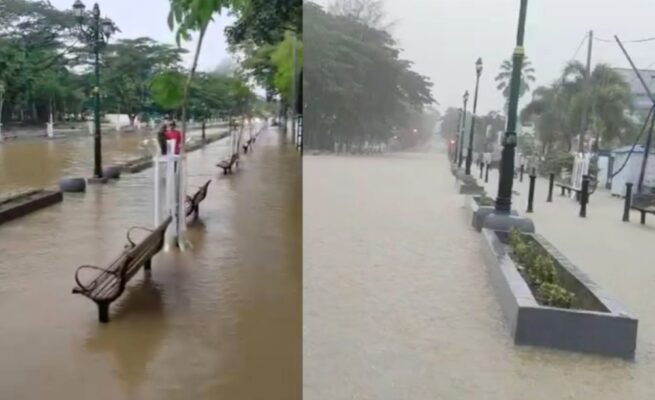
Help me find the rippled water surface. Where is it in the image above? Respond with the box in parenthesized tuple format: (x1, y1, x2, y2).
(0, 127, 301, 399)
(304, 150, 650, 400)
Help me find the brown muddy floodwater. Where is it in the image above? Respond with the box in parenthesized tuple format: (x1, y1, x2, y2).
(304, 150, 652, 400)
(0, 127, 301, 399)
(0, 127, 225, 193)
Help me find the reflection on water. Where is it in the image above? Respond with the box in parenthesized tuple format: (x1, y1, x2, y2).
(304, 152, 646, 400)
(0, 128, 301, 399)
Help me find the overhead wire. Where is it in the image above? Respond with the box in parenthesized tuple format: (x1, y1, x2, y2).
(610, 105, 654, 178)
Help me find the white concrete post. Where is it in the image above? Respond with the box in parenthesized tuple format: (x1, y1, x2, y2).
(177, 153, 186, 243)
(165, 140, 176, 246)
(115, 115, 121, 131)
(87, 120, 94, 135)
(154, 152, 161, 227)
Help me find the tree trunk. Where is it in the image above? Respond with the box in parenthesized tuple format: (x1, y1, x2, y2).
(128, 114, 136, 127)
(180, 22, 208, 147)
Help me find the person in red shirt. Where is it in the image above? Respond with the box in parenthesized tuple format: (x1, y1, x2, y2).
(164, 121, 183, 154)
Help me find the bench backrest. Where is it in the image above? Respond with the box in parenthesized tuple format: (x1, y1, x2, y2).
(193, 180, 211, 204)
(121, 216, 172, 282)
(632, 193, 655, 208)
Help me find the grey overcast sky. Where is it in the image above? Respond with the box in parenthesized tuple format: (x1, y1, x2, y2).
(49, 0, 235, 71)
(313, 0, 655, 115)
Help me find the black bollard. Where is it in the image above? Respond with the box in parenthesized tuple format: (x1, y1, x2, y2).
(520, 164, 525, 182)
(623, 182, 633, 222)
(547, 173, 554, 202)
(485, 163, 490, 183)
(479, 162, 484, 179)
(579, 175, 590, 218)
(527, 170, 536, 213)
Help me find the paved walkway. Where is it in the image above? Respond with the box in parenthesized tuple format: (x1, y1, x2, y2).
(305, 149, 655, 400)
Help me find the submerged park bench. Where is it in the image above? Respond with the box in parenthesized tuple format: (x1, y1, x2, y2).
(217, 153, 240, 175)
(243, 137, 255, 154)
(185, 180, 211, 220)
(72, 216, 172, 323)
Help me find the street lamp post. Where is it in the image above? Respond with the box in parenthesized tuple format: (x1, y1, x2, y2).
(465, 58, 483, 175)
(482, 0, 534, 233)
(73, 0, 114, 180)
(495, 0, 527, 213)
(457, 91, 469, 168)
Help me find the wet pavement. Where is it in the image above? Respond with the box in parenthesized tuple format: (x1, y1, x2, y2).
(304, 150, 651, 400)
(0, 126, 301, 399)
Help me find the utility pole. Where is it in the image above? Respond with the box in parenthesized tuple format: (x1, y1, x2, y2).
(578, 30, 593, 153)
(291, 33, 298, 144)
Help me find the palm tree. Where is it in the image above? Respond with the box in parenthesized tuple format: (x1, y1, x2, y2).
(495, 57, 536, 105)
(522, 62, 634, 154)
(561, 60, 633, 150)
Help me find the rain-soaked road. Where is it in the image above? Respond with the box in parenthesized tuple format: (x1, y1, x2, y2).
(304, 149, 650, 400)
(0, 126, 301, 399)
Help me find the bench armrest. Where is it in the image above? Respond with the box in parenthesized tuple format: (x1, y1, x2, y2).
(73, 264, 119, 294)
(126, 226, 155, 247)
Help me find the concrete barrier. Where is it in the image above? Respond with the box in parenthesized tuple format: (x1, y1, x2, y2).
(0, 189, 63, 225)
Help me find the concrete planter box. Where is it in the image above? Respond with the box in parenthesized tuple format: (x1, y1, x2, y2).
(481, 229, 638, 359)
(0, 189, 63, 225)
(458, 176, 485, 195)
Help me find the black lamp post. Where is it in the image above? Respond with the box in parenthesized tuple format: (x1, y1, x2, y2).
(495, 0, 528, 213)
(457, 90, 469, 168)
(73, 0, 114, 180)
(465, 57, 483, 175)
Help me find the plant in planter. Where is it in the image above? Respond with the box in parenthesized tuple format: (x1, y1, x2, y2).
(476, 194, 495, 206)
(508, 229, 575, 308)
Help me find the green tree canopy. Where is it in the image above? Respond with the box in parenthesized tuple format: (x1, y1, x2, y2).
(304, 1, 434, 150)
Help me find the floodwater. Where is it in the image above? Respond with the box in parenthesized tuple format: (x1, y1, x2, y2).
(0, 127, 301, 399)
(303, 149, 652, 400)
(0, 126, 226, 193)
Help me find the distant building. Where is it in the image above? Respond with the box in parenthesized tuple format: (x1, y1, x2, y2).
(613, 68, 655, 112)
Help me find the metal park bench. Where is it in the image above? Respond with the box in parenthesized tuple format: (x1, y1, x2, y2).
(185, 180, 211, 220)
(217, 153, 239, 175)
(630, 193, 655, 225)
(72, 216, 172, 323)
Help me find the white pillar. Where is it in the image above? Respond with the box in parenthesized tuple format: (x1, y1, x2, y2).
(177, 154, 186, 243)
(154, 153, 161, 227)
(87, 120, 94, 135)
(115, 115, 121, 131)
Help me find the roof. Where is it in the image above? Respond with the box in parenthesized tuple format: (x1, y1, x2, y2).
(614, 68, 655, 110)
(612, 144, 645, 154)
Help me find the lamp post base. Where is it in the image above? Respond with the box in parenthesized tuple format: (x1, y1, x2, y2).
(482, 212, 535, 233)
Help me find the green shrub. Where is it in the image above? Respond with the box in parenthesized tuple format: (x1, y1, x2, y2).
(477, 195, 495, 206)
(537, 282, 575, 308)
(507, 229, 575, 309)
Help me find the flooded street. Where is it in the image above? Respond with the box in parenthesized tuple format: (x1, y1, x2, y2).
(0, 127, 301, 399)
(303, 151, 649, 400)
(0, 126, 226, 193)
